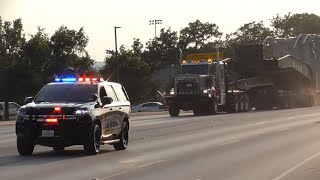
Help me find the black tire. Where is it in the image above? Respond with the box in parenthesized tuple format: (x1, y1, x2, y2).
(234, 95, 239, 113)
(169, 104, 180, 117)
(53, 147, 65, 151)
(113, 121, 129, 151)
(193, 107, 200, 116)
(17, 137, 34, 156)
(243, 94, 249, 112)
(84, 124, 101, 155)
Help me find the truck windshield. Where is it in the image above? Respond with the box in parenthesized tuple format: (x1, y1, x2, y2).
(34, 83, 98, 103)
(181, 64, 209, 75)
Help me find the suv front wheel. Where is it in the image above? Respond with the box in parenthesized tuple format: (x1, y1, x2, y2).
(84, 123, 101, 155)
(17, 137, 34, 156)
(113, 120, 129, 150)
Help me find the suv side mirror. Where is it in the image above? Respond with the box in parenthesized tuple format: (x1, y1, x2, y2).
(24, 97, 34, 104)
(91, 94, 98, 101)
(101, 96, 113, 106)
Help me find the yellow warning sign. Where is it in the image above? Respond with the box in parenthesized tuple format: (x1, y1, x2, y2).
(186, 53, 224, 61)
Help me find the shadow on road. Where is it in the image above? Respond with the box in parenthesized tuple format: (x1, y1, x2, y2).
(0, 148, 113, 167)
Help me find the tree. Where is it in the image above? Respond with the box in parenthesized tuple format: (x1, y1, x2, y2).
(271, 13, 320, 37)
(102, 45, 153, 104)
(50, 26, 93, 74)
(0, 17, 27, 119)
(226, 21, 273, 46)
(144, 28, 178, 70)
(178, 20, 222, 50)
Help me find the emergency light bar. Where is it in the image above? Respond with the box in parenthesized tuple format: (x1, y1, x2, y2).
(54, 77, 104, 83)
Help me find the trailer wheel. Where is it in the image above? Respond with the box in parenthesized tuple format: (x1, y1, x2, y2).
(239, 94, 245, 112)
(234, 95, 239, 112)
(244, 94, 249, 112)
(169, 104, 180, 117)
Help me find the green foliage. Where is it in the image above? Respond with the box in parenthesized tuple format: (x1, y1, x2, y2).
(144, 28, 178, 71)
(271, 13, 320, 37)
(178, 19, 222, 50)
(102, 45, 153, 103)
(226, 21, 273, 47)
(50, 26, 93, 74)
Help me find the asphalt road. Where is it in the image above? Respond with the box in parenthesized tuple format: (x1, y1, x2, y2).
(2, 107, 320, 180)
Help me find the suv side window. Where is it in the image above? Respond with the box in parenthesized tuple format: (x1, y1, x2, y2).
(105, 85, 118, 102)
(113, 85, 129, 102)
(99, 86, 107, 101)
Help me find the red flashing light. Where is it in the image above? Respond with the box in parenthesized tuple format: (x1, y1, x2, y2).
(54, 107, 61, 112)
(92, 78, 97, 81)
(46, 118, 58, 124)
(78, 78, 84, 82)
(85, 78, 91, 82)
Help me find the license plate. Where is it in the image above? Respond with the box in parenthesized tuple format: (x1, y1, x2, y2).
(42, 130, 54, 137)
(186, 83, 193, 87)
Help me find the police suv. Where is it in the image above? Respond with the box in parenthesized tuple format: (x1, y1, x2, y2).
(16, 76, 131, 155)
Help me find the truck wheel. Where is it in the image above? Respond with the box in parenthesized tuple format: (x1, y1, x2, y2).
(17, 137, 34, 156)
(239, 95, 245, 112)
(84, 123, 101, 155)
(113, 120, 129, 150)
(169, 105, 180, 117)
(208, 99, 218, 115)
(234, 95, 239, 112)
(193, 107, 200, 116)
(243, 95, 249, 112)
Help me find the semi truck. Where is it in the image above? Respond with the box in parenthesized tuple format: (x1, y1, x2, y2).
(165, 34, 320, 117)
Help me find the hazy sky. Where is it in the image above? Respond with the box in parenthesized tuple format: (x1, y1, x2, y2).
(1, 0, 320, 61)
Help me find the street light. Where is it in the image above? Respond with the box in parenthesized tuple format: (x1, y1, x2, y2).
(149, 19, 162, 37)
(114, 26, 121, 83)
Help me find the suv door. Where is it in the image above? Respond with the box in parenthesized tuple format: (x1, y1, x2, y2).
(112, 85, 130, 132)
(99, 86, 115, 137)
(105, 85, 122, 135)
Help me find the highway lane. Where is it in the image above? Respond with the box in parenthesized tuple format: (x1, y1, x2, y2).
(1, 107, 320, 179)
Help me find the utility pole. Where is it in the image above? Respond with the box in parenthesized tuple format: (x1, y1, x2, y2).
(149, 19, 162, 37)
(114, 26, 121, 83)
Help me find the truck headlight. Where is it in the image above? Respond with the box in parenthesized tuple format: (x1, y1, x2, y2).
(203, 89, 208, 94)
(75, 109, 90, 115)
(170, 88, 175, 95)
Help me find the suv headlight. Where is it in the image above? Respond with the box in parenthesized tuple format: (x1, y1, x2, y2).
(75, 109, 90, 115)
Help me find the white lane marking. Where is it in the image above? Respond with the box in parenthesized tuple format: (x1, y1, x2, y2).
(277, 128, 290, 132)
(248, 121, 267, 126)
(219, 139, 239, 146)
(100, 170, 130, 180)
(137, 160, 166, 168)
(100, 160, 166, 180)
(272, 151, 320, 180)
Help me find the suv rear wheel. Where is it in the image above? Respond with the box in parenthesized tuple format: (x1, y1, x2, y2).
(113, 121, 129, 150)
(17, 137, 34, 156)
(84, 123, 101, 155)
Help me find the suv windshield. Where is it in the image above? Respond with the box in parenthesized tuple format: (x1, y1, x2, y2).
(181, 64, 209, 75)
(34, 83, 98, 103)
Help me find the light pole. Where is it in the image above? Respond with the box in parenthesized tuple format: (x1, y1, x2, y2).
(114, 26, 121, 83)
(149, 19, 162, 37)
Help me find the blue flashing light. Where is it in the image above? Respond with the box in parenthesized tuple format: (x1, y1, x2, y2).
(61, 78, 77, 82)
(55, 78, 61, 82)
